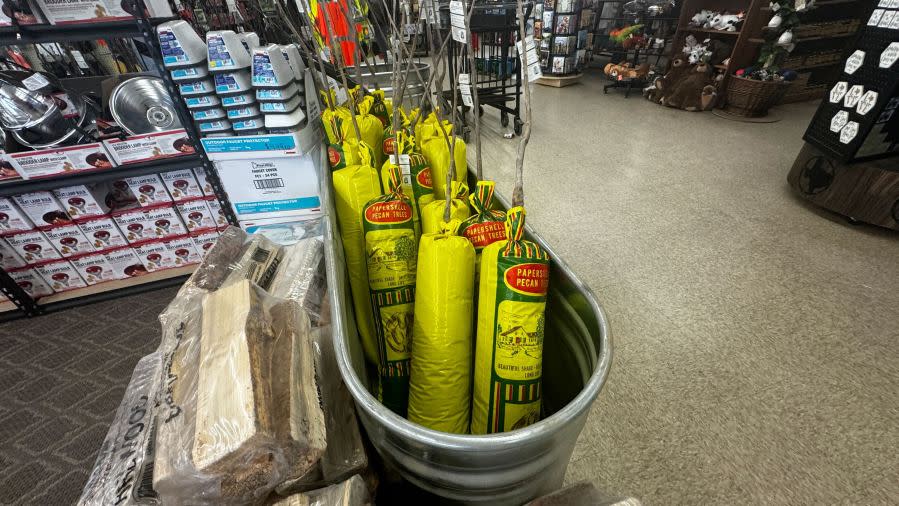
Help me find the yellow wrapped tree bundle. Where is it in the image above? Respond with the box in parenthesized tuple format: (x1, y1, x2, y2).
(421, 181, 469, 235)
(408, 220, 475, 433)
(380, 131, 434, 237)
(363, 166, 418, 416)
(459, 181, 507, 265)
(332, 143, 383, 366)
(471, 207, 551, 434)
(421, 123, 467, 200)
(339, 98, 385, 168)
(369, 89, 391, 127)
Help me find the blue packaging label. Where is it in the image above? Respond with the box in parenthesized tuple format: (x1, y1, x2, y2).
(214, 73, 241, 93)
(193, 109, 222, 120)
(252, 53, 278, 86)
(199, 121, 227, 132)
(186, 96, 215, 107)
(222, 95, 250, 107)
(201, 135, 297, 152)
(172, 67, 201, 79)
(227, 107, 254, 119)
(257, 88, 289, 100)
(179, 81, 210, 94)
(207, 35, 234, 68)
(159, 29, 188, 64)
(233, 119, 262, 130)
(235, 197, 321, 214)
(261, 101, 291, 113)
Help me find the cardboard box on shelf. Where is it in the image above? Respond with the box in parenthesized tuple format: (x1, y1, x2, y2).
(52, 185, 111, 219)
(160, 169, 204, 201)
(193, 167, 213, 195)
(0, 239, 26, 270)
(162, 234, 202, 266)
(190, 228, 221, 255)
(32, 0, 132, 24)
(0, 197, 34, 234)
(77, 216, 128, 250)
(113, 205, 186, 244)
(202, 135, 322, 225)
(11, 191, 73, 228)
(146, 205, 187, 237)
(5, 229, 62, 263)
(203, 196, 229, 228)
(116, 174, 172, 207)
(43, 224, 93, 257)
(8, 267, 54, 298)
(35, 259, 87, 292)
(104, 246, 148, 279)
(175, 199, 216, 231)
(133, 240, 177, 272)
(103, 130, 196, 165)
(70, 251, 117, 285)
(6, 143, 114, 180)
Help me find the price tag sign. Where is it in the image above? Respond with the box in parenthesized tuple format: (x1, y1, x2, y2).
(70, 50, 89, 70)
(450, 1, 467, 43)
(878, 10, 896, 28)
(856, 91, 879, 115)
(844, 50, 865, 74)
(829, 81, 848, 103)
(458, 73, 473, 106)
(882, 43, 899, 68)
(389, 154, 413, 184)
(22, 73, 50, 91)
(839, 121, 859, 144)
(516, 35, 543, 81)
(830, 110, 849, 132)
(868, 9, 885, 26)
(844, 85, 865, 108)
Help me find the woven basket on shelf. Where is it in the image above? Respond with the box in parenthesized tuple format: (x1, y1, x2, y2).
(724, 75, 790, 117)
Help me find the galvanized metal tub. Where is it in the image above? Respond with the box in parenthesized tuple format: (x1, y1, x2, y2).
(356, 62, 430, 109)
(321, 154, 612, 505)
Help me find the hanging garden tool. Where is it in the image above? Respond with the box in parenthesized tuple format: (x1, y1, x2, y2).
(471, 0, 551, 435)
(363, 165, 418, 416)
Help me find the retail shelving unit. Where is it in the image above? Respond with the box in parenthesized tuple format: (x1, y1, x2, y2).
(535, 0, 590, 85)
(0, 2, 238, 320)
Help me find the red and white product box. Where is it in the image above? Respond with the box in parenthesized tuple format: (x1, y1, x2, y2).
(35, 259, 87, 292)
(176, 199, 216, 231)
(104, 246, 149, 278)
(163, 235, 202, 266)
(0, 154, 22, 181)
(117, 174, 172, 207)
(112, 208, 159, 244)
(103, 130, 196, 165)
(42, 224, 93, 257)
(5, 230, 62, 263)
(77, 216, 128, 250)
(193, 167, 213, 195)
(0, 239, 26, 270)
(160, 169, 204, 201)
(204, 197, 229, 228)
(70, 252, 117, 285)
(8, 267, 54, 298)
(31, 0, 132, 24)
(0, 197, 34, 234)
(52, 185, 111, 219)
(6, 144, 114, 179)
(11, 191, 72, 227)
(133, 240, 177, 272)
(190, 228, 221, 255)
(146, 205, 187, 237)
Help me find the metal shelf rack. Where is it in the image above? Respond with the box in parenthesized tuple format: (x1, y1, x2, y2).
(0, 3, 238, 319)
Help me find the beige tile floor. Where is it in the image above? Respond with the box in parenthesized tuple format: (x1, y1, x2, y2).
(471, 72, 899, 504)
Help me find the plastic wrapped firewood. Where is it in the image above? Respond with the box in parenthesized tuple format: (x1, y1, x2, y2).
(271, 475, 371, 506)
(78, 352, 162, 506)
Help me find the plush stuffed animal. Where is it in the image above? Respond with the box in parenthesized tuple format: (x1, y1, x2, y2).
(711, 13, 743, 31)
(643, 56, 690, 103)
(663, 63, 719, 111)
(683, 35, 711, 64)
(689, 9, 714, 27)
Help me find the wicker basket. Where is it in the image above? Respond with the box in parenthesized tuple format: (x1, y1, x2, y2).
(724, 75, 790, 117)
(794, 19, 861, 39)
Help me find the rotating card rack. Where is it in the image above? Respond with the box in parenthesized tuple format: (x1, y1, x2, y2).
(0, 0, 239, 320)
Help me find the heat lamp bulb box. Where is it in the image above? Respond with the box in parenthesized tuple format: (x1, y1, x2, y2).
(115, 174, 172, 207)
(201, 133, 322, 224)
(0, 197, 35, 234)
(32, 0, 171, 24)
(113, 206, 185, 245)
(104, 246, 148, 278)
(8, 267, 54, 298)
(0, 239, 26, 270)
(162, 234, 202, 266)
(70, 252, 118, 285)
(160, 169, 205, 201)
(5, 229, 63, 263)
(53, 185, 112, 219)
(43, 223, 93, 258)
(77, 216, 128, 250)
(6, 144, 114, 180)
(190, 228, 221, 255)
(133, 239, 177, 272)
(102, 129, 196, 165)
(175, 198, 216, 231)
(12, 191, 72, 228)
(35, 259, 87, 292)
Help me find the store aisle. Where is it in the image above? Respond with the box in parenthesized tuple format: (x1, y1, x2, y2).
(476, 72, 899, 503)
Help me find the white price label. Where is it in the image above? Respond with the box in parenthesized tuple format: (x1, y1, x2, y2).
(22, 72, 50, 91)
(856, 91, 879, 115)
(70, 50, 89, 69)
(868, 9, 885, 26)
(882, 43, 899, 68)
(458, 73, 473, 106)
(829, 81, 848, 103)
(844, 85, 865, 108)
(839, 121, 859, 144)
(844, 50, 865, 74)
(516, 36, 543, 81)
(830, 110, 849, 132)
(450, 0, 467, 43)
(878, 10, 896, 28)
(389, 153, 413, 184)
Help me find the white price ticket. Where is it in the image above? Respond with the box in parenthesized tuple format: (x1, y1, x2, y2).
(868, 9, 885, 26)
(450, 0, 467, 43)
(516, 35, 543, 81)
(881, 42, 899, 68)
(22, 73, 50, 91)
(70, 50, 90, 70)
(878, 10, 896, 28)
(878, 0, 890, 7)
(389, 154, 413, 184)
(458, 73, 474, 107)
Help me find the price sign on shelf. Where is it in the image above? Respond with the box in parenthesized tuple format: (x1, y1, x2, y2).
(450, 0, 467, 43)
(516, 35, 543, 81)
(458, 73, 473, 107)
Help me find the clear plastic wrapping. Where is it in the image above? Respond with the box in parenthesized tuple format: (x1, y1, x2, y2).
(78, 352, 163, 506)
(271, 475, 371, 506)
(153, 279, 326, 505)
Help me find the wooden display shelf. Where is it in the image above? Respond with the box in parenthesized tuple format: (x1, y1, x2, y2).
(536, 73, 584, 87)
(38, 264, 195, 307)
(681, 27, 741, 36)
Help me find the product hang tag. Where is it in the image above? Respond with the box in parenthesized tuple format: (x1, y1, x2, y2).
(878, 0, 890, 6)
(839, 121, 859, 144)
(881, 42, 899, 68)
(22, 72, 49, 91)
(890, 10, 899, 28)
(890, 0, 899, 8)
(450, 0, 467, 43)
(516, 35, 543, 81)
(844, 84, 865, 108)
(70, 50, 89, 70)
(844, 50, 865, 74)
(868, 8, 885, 25)
(389, 154, 413, 184)
(458, 73, 474, 106)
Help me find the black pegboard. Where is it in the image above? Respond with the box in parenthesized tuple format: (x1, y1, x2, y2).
(803, 7, 899, 163)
